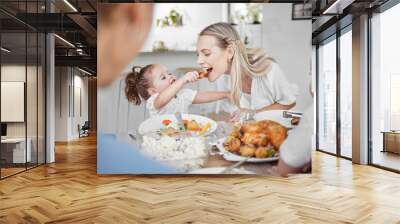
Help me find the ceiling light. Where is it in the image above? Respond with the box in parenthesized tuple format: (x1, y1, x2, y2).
(1, 47, 11, 53)
(54, 34, 75, 48)
(63, 0, 78, 12)
(323, 0, 355, 15)
(78, 67, 93, 76)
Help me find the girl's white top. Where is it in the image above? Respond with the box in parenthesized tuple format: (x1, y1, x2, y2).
(146, 89, 197, 117)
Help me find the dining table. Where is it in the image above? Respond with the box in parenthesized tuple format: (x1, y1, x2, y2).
(115, 111, 282, 175)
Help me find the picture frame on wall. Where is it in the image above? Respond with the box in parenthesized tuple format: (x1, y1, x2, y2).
(292, 3, 312, 20)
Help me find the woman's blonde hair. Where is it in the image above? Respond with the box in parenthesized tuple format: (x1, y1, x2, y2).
(199, 22, 274, 106)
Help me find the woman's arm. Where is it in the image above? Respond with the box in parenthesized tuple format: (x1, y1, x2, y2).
(254, 102, 296, 113)
(230, 102, 296, 122)
(192, 91, 229, 104)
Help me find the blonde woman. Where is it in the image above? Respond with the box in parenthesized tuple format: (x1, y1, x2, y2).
(196, 22, 298, 121)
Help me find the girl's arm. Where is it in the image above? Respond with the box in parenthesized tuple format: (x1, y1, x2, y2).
(193, 91, 230, 104)
(154, 72, 198, 109)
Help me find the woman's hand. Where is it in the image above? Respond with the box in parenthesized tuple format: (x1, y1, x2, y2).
(230, 108, 256, 122)
(291, 117, 301, 125)
(181, 71, 199, 83)
(277, 159, 311, 177)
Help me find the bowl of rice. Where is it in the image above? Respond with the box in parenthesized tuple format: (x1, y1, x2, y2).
(140, 134, 208, 171)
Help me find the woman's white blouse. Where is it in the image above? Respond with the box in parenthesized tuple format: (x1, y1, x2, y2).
(216, 62, 298, 113)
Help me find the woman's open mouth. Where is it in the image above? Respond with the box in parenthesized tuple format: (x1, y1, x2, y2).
(199, 67, 213, 78)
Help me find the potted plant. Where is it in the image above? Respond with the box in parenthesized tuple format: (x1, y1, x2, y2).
(156, 9, 183, 28)
(247, 3, 262, 24)
(169, 9, 183, 26)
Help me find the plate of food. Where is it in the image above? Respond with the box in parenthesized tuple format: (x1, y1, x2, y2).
(215, 120, 288, 162)
(138, 114, 217, 137)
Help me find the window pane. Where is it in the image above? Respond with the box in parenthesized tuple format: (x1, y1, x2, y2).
(340, 29, 352, 158)
(38, 32, 45, 165)
(27, 31, 38, 169)
(318, 37, 337, 154)
(371, 3, 400, 171)
(1, 30, 28, 177)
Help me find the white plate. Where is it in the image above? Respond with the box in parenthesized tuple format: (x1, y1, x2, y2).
(138, 114, 217, 136)
(253, 110, 293, 128)
(215, 137, 279, 163)
(188, 167, 255, 174)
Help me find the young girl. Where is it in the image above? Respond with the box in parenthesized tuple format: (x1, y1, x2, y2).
(125, 64, 229, 117)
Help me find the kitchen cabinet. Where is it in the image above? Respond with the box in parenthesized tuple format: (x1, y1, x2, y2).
(1, 138, 32, 164)
(382, 131, 400, 154)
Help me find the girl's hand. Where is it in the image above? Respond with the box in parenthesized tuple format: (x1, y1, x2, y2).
(230, 108, 256, 122)
(181, 71, 199, 83)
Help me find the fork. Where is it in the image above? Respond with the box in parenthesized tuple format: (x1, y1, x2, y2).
(282, 111, 303, 118)
(174, 112, 186, 131)
(220, 157, 250, 174)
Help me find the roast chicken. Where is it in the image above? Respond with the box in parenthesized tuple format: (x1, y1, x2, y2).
(198, 70, 209, 79)
(223, 120, 288, 158)
(198, 68, 212, 79)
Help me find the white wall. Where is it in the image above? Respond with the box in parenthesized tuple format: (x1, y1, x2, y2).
(54, 67, 89, 141)
(55, 67, 69, 141)
(262, 4, 312, 110)
(142, 3, 224, 52)
(72, 74, 89, 138)
(312, 45, 317, 150)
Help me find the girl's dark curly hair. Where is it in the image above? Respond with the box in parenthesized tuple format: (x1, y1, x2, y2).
(125, 64, 155, 105)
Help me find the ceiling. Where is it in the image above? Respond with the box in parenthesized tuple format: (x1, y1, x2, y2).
(0, 0, 97, 74)
(310, 0, 390, 44)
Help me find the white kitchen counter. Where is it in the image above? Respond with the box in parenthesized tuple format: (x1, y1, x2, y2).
(1, 137, 32, 163)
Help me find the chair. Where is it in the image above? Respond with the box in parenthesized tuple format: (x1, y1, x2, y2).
(78, 121, 90, 138)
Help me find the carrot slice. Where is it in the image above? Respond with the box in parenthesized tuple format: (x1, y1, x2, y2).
(162, 119, 172, 126)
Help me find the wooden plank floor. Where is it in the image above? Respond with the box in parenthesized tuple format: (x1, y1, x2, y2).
(1, 135, 400, 223)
